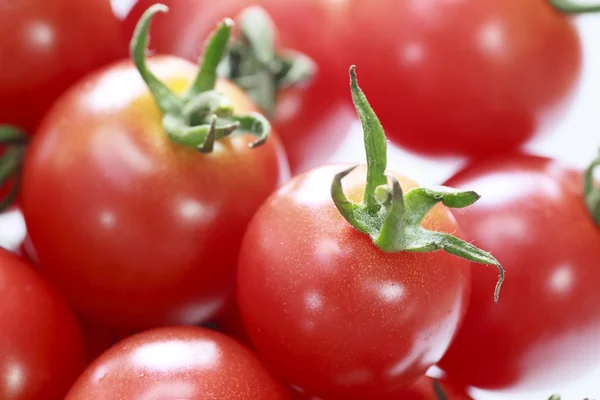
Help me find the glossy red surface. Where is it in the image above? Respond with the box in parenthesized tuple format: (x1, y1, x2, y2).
(21, 56, 289, 330)
(0, 0, 125, 132)
(66, 326, 290, 399)
(238, 165, 471, 399)
(0, 249, 86, 399)
(439, 154, 600, 391)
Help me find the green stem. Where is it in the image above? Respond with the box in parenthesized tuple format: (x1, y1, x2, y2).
(548, 0, 600, 13)
(584, 149, 600, 227)
(432, 380, 449, 400)
(218, 6, 316, 117)
(0, 125, 28, 212)
(129, 4, 271, 152)
(331, 66, 505, 302)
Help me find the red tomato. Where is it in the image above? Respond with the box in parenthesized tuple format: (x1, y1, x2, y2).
(438, 154, 600, 390)
(335, 0, 581, 156)
(290, 376, 471, 400)
(0, 0, 125, 132)
(0, 249, 86, 399)
(22, 51, 288, 328)
(123, 0, 355, 174)
(125, 0, 581, 158)
(66, 326, 290, 399)
(237, 165, 471, 399)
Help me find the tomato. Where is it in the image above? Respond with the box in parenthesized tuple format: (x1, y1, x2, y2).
(0, 0, 125, 132)
(438, 154, 600, 391)
(66, 326, 290, 399)
(123, 0, 355, 174)
(336, 0, 581, 156)
(290, 376, 472, 400)
(237, 165, 472, 398)
(0, 249, 86, 399)
(22, 7, 289, 330)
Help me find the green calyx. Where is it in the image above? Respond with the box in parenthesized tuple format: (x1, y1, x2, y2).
(331, 66, 505, 302)
(131, 4, 271, 151)
(218, 6, 316, 117)
(432, 380, 448, 400)
(548, 0, 600, 13)
(584, 149, 600, 227)
(0, 125, 28, 211)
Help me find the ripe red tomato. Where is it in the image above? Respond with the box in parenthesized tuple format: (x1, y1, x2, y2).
(237, 165, 471, 399)
(123, 0, 355, 174)
(335, 0, 581, 156)
(65, 326, 290, 399)
(0, 249, 86, 399)
(438, 154, 600, 390)
(0, 0, 126, 132)
(22, 8, 289, 330)
(290, 376, 471, 400)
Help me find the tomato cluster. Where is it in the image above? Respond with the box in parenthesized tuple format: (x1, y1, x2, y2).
(1, 1, 599, 399)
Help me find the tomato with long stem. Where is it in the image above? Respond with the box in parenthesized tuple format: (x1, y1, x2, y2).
(0, 249, 86, 399)
(237, 66, 504, 399)
(438, 152, 600, 391)
(22, 5, 289, 331)
(66, 326, 290, 399)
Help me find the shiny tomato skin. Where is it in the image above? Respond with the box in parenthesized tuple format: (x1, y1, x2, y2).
(0, 249, 86, 399)
(237, 165, 471, 399)
(66, 326, 290, 399)
(290, 376, 472, 400)
(21, 56, 289, 331)
(336, 0, 581, 156)
(123, 0, 354, 174)
(439, 154, 600, 390)
(0, 0, 125, 132)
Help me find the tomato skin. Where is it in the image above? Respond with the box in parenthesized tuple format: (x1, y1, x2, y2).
(0, 0, 125, 132)
(66, 326, 290, 399)
(335, 0, 581, 156)
(0, 249, 86, 399)
(123, 0, 354, 174)
(237, 165, 471, 399)
(290, 376, 471, 400)
(438, 154, 600, 390)
(22, 56, 289, 330)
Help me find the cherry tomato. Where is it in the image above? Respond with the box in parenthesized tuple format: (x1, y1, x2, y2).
(290, 376, 471, 400)
(237, 165, 471, 398)
(66, 326, 290, 399)
(438, 154, 600, 391)
(0, 0, 125, 132)
(335, 0, 581, 156)
(123, 0, 355, 174)
(22, 8, 289, 331)
(0, 249, 86, 399)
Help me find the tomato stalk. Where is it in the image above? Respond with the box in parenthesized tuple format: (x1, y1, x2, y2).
(584, 149, 600, 227)
(218, 6, 316, 117)
(432, 379, 449, 400)
(0, 125, 27, 211)
(130, 4, 271, 151)
(548, 0, 600, 13)
(332, 66, 504, 302)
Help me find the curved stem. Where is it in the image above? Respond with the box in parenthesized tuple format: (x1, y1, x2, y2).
(187, 18, 234, 98)
(584, 149, 600, 227)
(432, 380, 449, 400)
(349, 65, 387, 212)
(130, 4, 183, 115)
(548, 0, 600, 13)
